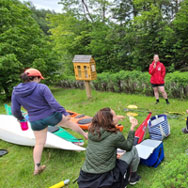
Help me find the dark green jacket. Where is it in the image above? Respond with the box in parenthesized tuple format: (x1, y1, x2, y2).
(82, 129, 135, 174)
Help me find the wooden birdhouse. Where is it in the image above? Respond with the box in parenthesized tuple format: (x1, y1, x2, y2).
(72, 55, 97, 81)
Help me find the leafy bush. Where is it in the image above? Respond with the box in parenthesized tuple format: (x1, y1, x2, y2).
(165, 71, 188, 98)
(151, 154, 188, 188)
(57, 71, 188, 98)
(56, 75, 84, 89)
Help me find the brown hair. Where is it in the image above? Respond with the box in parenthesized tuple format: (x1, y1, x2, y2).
(20, 73, 40, 83)
(89, 107, 118, 137)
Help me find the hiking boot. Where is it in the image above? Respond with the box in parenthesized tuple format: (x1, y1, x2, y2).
(129, 172, 141, 185)
(182, 128, 188, 134)
(155, 99, 159, 104)
(166, 100, 170, 104)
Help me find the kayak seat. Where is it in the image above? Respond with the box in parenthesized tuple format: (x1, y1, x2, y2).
(78, 118, 92, 125)
(75, 114, 85, 119)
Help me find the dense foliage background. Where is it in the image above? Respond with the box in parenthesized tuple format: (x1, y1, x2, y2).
(0, 0, 188, 101)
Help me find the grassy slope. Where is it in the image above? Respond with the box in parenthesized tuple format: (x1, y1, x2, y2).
(0, 88, 188, 188)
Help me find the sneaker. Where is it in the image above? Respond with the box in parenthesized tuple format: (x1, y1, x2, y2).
(34, 165, 46, 175)
(129, 172, 141, 185)
(182, 128, 188, 134)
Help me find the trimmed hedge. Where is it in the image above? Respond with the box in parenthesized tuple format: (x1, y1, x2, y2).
(57, 71, 188, 98)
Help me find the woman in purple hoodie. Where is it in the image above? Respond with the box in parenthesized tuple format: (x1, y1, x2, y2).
(11, 68, 88, 175)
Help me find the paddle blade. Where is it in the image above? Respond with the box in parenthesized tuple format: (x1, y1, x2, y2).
(134, 112, 152, 145)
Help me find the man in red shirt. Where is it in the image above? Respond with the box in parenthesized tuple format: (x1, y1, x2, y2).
(149, 54, 170, 104)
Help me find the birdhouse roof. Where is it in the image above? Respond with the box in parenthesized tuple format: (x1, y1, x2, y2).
(72, 55, 92, 63)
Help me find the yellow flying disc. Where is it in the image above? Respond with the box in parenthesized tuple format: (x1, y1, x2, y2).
(127, 105, 138, 109)
(126, 112, 138, 117)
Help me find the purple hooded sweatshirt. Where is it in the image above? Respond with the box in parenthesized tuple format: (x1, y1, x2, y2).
(11, 82, 69, 122)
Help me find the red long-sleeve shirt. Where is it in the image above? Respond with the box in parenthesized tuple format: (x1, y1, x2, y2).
(149, 61, 166, 84)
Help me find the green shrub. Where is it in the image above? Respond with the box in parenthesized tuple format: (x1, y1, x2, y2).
(57, 71, 188, 98)
(56, 75, 84, 89)
(151, 154, 188, 188)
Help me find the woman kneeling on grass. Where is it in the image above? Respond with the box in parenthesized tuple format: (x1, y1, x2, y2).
(77, 107, 140, 188)
(11, 68, 88, 175)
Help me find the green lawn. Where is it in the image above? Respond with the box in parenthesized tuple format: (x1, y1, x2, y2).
(0, 88, 188, 188)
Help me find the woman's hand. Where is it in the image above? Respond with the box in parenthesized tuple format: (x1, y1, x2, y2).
(129, 116, 138, 131)
(117, 115, 125, 121)
(113, 115, 125, 124)
(186, 110, 188, 114)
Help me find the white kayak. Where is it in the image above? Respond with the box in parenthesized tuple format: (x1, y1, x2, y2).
(0, 115, 85, 151)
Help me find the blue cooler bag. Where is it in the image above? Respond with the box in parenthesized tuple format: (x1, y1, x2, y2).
(148, 114, 170, 140)
(140, 142, 164, 168)
(136, 139, 164, 168)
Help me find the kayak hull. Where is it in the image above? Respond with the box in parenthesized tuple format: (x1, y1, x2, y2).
(0, 115, 85, 151)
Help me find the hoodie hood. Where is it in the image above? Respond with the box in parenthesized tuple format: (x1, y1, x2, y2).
(88, 128, 112, 142)
(13, 82, 38, 97)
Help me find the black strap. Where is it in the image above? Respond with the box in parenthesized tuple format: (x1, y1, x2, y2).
(152, 147, 162, 167)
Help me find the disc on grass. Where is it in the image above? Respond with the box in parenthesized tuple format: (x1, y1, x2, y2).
(127, 105, 138, 109)
(126, 112, 138, 117)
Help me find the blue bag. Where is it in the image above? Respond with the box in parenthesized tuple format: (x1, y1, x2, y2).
(136, 139, 164, 168)
(140, 142, 164, 168)
(148, 114, 170, 140)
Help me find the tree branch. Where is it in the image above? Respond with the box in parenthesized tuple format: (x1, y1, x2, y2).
(81, 0, 94, 22)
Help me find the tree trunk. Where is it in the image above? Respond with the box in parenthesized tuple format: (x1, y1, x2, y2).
(81, 0, 94, 22)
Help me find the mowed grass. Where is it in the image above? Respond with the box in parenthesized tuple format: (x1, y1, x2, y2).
(0, 87, 188, 188)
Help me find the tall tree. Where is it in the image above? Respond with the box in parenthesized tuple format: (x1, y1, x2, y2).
(0, 0, 59, 100)
(26, 2, 56, 35)
(170, 0, 188, 70)
(59, 0, 112, 22)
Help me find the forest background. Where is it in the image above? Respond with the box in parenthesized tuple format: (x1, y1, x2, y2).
(0, 0, 188, 101)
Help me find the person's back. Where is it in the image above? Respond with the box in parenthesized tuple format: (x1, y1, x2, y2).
(12, 82, 67, 121)
(82, 129, 122, 174)
(12, 82, 54, 121)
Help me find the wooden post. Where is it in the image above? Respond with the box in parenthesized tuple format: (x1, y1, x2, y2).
(84, 81, 92, 99)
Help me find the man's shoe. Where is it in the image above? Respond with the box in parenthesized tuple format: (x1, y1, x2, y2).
(182, 128, 188, 134)
(129, 172, 141, 185)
